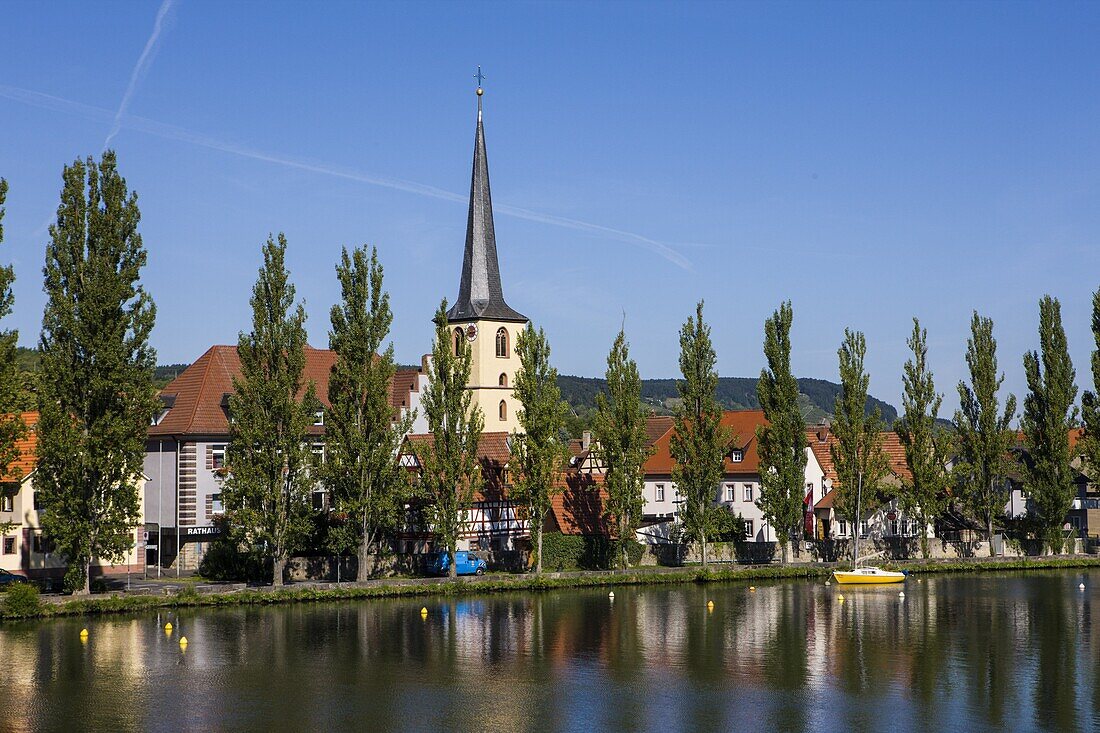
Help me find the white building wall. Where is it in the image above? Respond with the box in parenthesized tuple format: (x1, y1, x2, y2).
(640, 475, 772, 542)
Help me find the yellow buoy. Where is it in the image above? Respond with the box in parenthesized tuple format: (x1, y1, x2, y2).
(420, 607, 428, 618)
(749, 586, 756, 592)
(706, 600, 714, 609)
(179, 636, 188, 648)
(164, 622, 173, 631)
(79, 628, 89, 640)
(608, 591, 615, 599)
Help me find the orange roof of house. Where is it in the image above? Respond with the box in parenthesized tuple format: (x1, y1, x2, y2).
(1070, 427, 1084, 451)
(549, 472, 610, 535)
(1, 412, 39, 482)
(807, 425, 913, 495)
(149, 345, 419, 437)
(645, 416, 675, 446)
(644, 409, 769, 476)
(404, 431, 512, 464)
(402, 431, 513, 502)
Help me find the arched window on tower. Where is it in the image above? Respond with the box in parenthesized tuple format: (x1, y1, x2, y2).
(496, 327, 508, 357)
(453, 327, 464, 356)
(499, 400, 507, 421)
(498, 373, 508, 387)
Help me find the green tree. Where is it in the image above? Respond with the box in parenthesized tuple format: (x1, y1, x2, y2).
(895, 318, 949, 559)
(0, 178, 28, 535)
(592, 328, 652, 570)
(755, 301, 807, 565)
(1080, 288, 1100, 478)
(829, 329, 890, 562)
(223, 234, 317, 587)
(1021, 296, 1078, 553)
(671, 301, 728, 569)
(324, 246, 412, 581)
(954, 312, 1017, 555)
(35, 153, 158, 594)
(417, 301, 483, 578)
(511, 323, 570, 574)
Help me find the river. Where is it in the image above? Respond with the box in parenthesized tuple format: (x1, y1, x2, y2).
(1, 569, 1098, 732)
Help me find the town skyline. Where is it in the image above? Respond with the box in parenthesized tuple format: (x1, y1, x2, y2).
(3, 1, 1100, 414)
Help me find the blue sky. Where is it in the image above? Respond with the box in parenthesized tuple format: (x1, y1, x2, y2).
(2, 0, 1099, 414)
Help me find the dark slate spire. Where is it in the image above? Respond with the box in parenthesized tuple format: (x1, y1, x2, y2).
(446, 87, 527, 323)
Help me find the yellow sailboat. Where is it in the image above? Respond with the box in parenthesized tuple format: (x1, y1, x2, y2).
(832, 566, 906, 584)
(831, 471, 907, 585)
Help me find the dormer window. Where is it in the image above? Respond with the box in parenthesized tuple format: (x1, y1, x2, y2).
(152, 394, 176, 425)
(313, 410, 324, 426)
(731, 449, 744, 462)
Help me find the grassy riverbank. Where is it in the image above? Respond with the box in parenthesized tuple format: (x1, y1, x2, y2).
(4, 555, 1100, 621)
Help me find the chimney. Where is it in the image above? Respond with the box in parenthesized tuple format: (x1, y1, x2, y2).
(582, 430, 591, 452)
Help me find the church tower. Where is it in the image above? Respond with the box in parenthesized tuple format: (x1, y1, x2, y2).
(445, 84, 528, 433)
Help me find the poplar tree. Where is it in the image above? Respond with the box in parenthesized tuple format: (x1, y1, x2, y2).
(223, 234, 316, 587)
(592, 328, 651, 570)
(1021, 296, 1078, 553)
(954, 312, 1017, 555)
(671, 301, 727, 570)
(0, 178, 27, 532)
(511, 323, 569, 575)
(895, 318, 949, 559)
(1080, 288, 1100, 477)
(756, 301, 807, 565)
(325, 246, 412, 581)
(417, 301, 483, 579)
(829, 329, 889, 561)
(36, 153, 158, 594)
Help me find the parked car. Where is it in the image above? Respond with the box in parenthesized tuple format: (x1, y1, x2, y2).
(0, 569, 29, 588)
(428, 551, 487, 576)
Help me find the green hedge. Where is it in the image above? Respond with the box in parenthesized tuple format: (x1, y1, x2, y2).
(2, 583, 42, 618)
(541, 532, 644, 570)
(198, 540, 268, 582)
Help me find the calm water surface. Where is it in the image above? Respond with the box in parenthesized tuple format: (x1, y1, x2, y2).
(1, 570, 1098, 732)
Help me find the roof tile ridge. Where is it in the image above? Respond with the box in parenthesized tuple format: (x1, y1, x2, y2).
(184, 346, 224, 435)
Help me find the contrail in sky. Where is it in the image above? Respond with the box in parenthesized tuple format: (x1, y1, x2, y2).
(0, 83, 692, 270)
(104, 0, 176, 148)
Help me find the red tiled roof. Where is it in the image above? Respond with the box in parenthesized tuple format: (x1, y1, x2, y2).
(644, 410, 768, 476)
(402, 431, 513, 502)
(549, 472, 610, 535)
(1, 412, 38, 482)
(404, 431, 511, 464)
(806, 425, 913, 491)
(645, 416, 675, 446)
(149, 345, 419, 437)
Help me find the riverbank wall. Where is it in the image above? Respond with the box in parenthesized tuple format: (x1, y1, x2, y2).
(5, 555, 1100, 621)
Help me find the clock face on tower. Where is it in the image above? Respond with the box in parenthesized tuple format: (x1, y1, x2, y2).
(465, 324, 478, 342)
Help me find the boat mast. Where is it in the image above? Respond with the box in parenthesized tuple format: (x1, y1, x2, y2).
(854, 471, 863, 568)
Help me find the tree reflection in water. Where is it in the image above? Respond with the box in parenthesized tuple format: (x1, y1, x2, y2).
(0, 570, 1097, 732)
